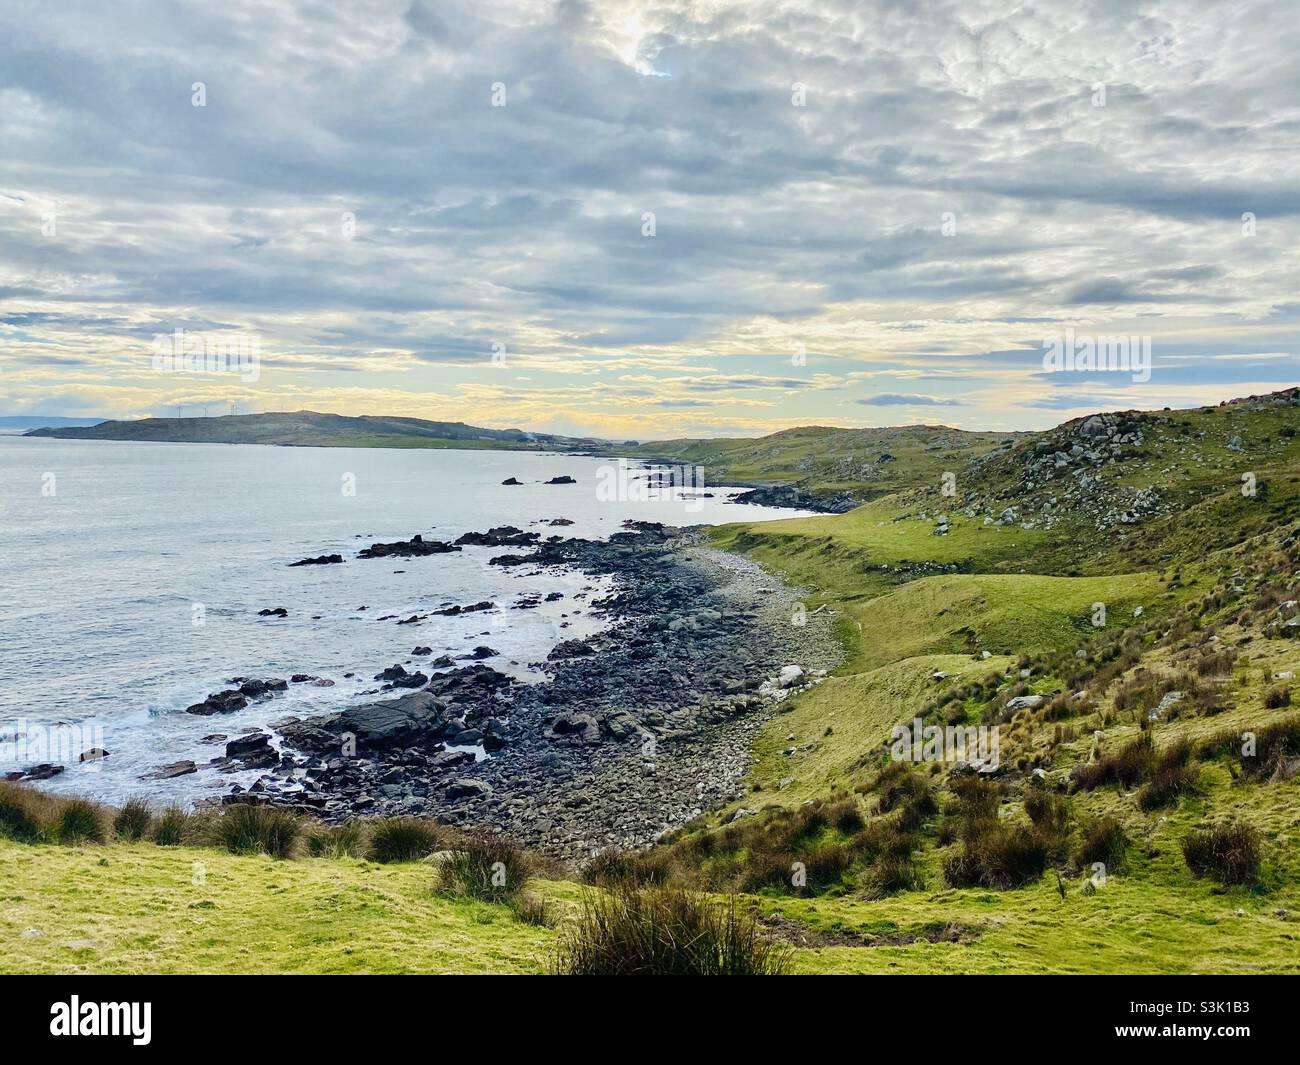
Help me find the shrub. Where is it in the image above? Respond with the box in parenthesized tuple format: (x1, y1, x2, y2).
(943, 824, 1048, 889)
(306, 820, 368, 859)
(209, 803, 302, 859)
(440, 832, 531, 901)
(151, 806, 190, 846)
(56, 799, 107, 844)
(1182, 821, 1261, 885)
(366, 817, 443, 863)
(1075, 817, 1128, 871)
(113, 797, 154, 841)
(0, 784, 43, 843)
(551, 886, 790, 975)
(1264, 686, 1292, 709)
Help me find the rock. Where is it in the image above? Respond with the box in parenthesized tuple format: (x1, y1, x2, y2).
(237, 678, 286, 699)
(257, 607, 288, 618)
(1005, 694, 1044, 711)
(501, 477, 523, 485)
(289, 554, 344, 566)
(78, 748, 109, 762)
(454, 526, 540, 548)
(777, 665, 805, 689)
(357, 535, 461, 560)
(147, 760, 197, 779)
(548, 637, 596, 660)
(460, 646, 499, 660)
(1149, 691, 1184, 722)
(331, 690, 450, 749)
(411, 646, 433, 656)
(546, 475, 577, 485)
(225, 733, 278, 768)
(184, 690, 249, 716)
(15, 763, 64, 781)
(445, 778, 493, 800)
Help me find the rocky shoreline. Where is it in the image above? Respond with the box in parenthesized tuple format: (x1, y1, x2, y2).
(228, 522, 841, 858)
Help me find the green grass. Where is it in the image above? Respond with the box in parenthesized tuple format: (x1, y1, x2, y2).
(0, 840, 571, 974)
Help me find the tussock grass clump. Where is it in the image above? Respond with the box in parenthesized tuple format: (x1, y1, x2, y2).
(860, 856, 924, 899)
(1199, 716, 1300, 779)
(366, 817, 443, 863)
(151, 806, 191, 846)
(1024, 790, 1072, 834)
(551, 886, 790, 976)
(508, 892, 558, 928)
(113, 797, 154, 841)
(440, 832, 531, 901)
(1075, 817, 1128, 872)
(581, 846, 672, 888)
(56, 799, 108, 844)
(1136, 738, 1199, 810)
(306, 820, 368, 859)
(209, 803, 302, 859)
(943, 823, 1048, 890)
(1182, 821, 1261, 885)
(1073, 732, 1155, 791)
(1264, 685, 1292, 709)
(0, 783, 44, 843)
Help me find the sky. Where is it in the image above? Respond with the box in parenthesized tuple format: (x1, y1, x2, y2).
(1, 0, 1297, 440)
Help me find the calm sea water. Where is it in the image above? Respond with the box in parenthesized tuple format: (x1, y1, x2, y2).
(0, 437, 807, 803)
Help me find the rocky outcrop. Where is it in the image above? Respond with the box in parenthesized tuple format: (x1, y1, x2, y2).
(357, 534, 461, 560)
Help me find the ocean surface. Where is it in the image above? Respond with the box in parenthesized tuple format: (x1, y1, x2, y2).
(0, 437, 808, 804)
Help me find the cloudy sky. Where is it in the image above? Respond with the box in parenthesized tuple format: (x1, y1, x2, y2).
(1, 0, 1297, 438)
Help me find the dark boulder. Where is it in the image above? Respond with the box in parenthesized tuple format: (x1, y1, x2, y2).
(185, 690, 249, 715)
(289, 554, 344, 566)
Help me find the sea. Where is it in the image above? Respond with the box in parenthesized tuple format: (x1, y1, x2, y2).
(0, 437, 808, 804)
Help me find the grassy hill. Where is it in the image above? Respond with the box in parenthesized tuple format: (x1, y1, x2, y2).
(609, 424, 1022, 507)
(24, 410, 601, 451)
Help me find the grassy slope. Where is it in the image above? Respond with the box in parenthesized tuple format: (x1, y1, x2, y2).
(0, 841, 577, 974)
(609, 425, 1019, 500)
